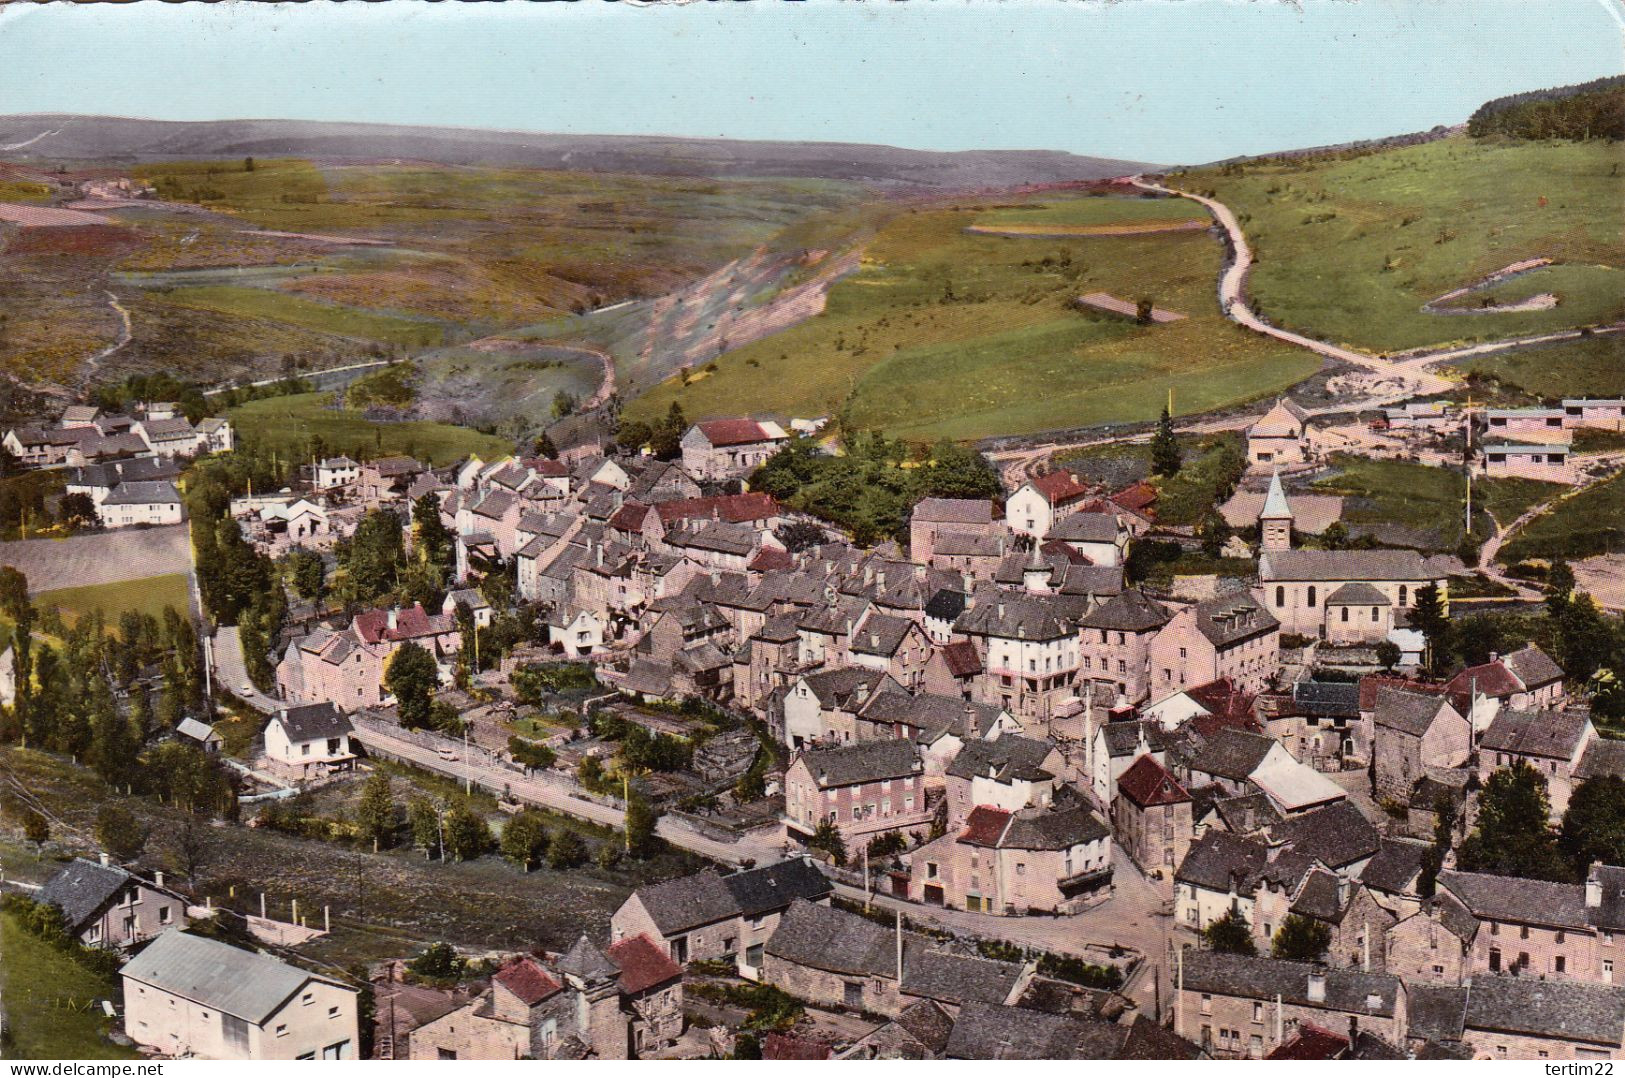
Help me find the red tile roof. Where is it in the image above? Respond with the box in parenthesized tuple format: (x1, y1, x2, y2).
(606, 933, 683, 995)
(1445, 660, 1522, 701)
(521, 457, 570, 477)
(1040, 538, 1091, 565)
(762, 1033, 833, 1060)
(353, 603, 450, 645)
(960, 805, 1013, 847)
(608, 502, 652, 532)
(1117, 754, 1190, 808)
(940, 639, 982, 678)
(1186, 677, 1255, 721)
(493, 957, 562, 1006)
(1358, 674, 1443, 712)
(1265, 1023, 1349, 1060)
(1031, 470, 1092, 506)
(697, 419, 778, 447)
(655, 492, 780, 526)
(1112, 481, 1159, 514)
(748, 547, 795, 573)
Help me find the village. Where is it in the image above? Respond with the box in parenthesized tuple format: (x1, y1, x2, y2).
(3, 372, 1625, 1063)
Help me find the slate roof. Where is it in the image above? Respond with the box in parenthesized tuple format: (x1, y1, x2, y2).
(765, 899, 923, 980)
(101, 480, 182, 506)
(626, 870, 739, 935)
(1049, 512, 1120, 543)
(272, 702, 351, 742)
(796, 666, 894, 709)
(1119, 1014, 1204, 1060)
(912, 497, 993, 524)
(873, 999, 956, 1056)
(1373, 686, 1451, 736)
(900, 949, 1025, 1007)
(38, 859, 162, 932)
(1175, 831, 1271, 893)
(997, 803, 1110, 851)
(849, 613, 915, 657)
(1179, 951, 1400, 1016)
(796, 739, 922, 788)
(1099, 720, 1170, 760)
(954, 592, 1072, 641)
(1465, 976, 1625, 1046)
(723, 857, 833, 918)
(1116, 754, 1190, 808)
(1325, 582, 1390, 606)
(1211, 793, 1282, 834)
(1406, 984, 1468, 1043)
(1480, 708, 1592, 760)
(1290, 869, 1347, 922)
(1269, 801, 1380, 869)
(1577, 739, 1625, 782)
(1186, 727, 1276, 780)
(946, 735, 1054, 783)
(121, 930, 343, 1023)
(944, 1001, 1127, 1060)
(1438, 869, 1591, 932)
(1360, 838, 1429, 895)
(1505, 642, 1566, 688)
(556, 935, 620, 983)
(1292, 680, 1362, 719)
(1190, 591, 1278, 648)
(1259, 548, 1435, 582)
(1078, 589, 1171, 633)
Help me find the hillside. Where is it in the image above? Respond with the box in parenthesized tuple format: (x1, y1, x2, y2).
(1175, 136, 1624, 356)
(0, 114, 1151, 189)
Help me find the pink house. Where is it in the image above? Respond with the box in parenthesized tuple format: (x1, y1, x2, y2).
(783, 739, 932, 843)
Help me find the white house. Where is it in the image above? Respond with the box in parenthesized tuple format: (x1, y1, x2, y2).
(97, 481, 184, 529)
(1482, 443, 1574, 484)
(680, 419, 790, 481)
(122, 930, 360, 1060)
(315, 456, 361, 490)
(1005, 470, 1092, 539)
(548, 607, 606, 659)
(263, 703, 355, 778)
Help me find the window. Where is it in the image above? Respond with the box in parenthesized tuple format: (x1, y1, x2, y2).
(1307, 585, 1317, 608)
(303, 992, 314, 1007)
(329, 1006, 341, 1018)
(1252, 1002, 1263, 1023)
(1556, 955, 1566, 974)
(1274, 586, 1285, 606)
(1520, 925, 1530, 940)
(438, 1049, 458, 1061)
(1015, 862, 1026, 876)
(1399, 585, 1408, 606)
(276, 1024, 288, 1038)
(1340, 607, 1349, 623)
(158, 905, 171, 925)
(1200, 994, 1212, 1015)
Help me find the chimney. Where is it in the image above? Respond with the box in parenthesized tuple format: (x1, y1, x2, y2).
(154, 870, 164, 890)
(387, 607, 399, 631)
(1488, 651, 1499, 664)
(997, 603, 1005, 619)
(1306, 972, 1326, 1003)
(1587, 865, 1603, 909)
(100, 852, 110, 867)
(895, 908, 904, 983)
(877, 570, 886, 590)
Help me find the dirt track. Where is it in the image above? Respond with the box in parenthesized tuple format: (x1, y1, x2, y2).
(0, 524, 191, 593)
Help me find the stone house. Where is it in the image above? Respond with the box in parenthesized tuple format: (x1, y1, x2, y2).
(679, 418, 789, 481)
(1384, 893, 1480, 984)
(783, 739, 933, 842)
(1371, 687, 1470, 804)
(1438, 869, 1610, 984)
(1112, 753, 1193, 886)
(847, 611, 931, 692)
(1453, 977, 1625, 1059)
(942, 734, 1062, 828)
(358, 456, 426, 505)
(263, 702, 356, 779)
(133, 417, 201, 458)
(780, 667, 901, 749)
(1259, 548, 1444, 640)
(1078, 589, 1172, 702)
(923, 638, 980, 697)
(547, 607, 606, 659)
(1006, 470, 1093, 539)
(1147, 591, 1280, 698)
(955, 592, 1082, 726)
(122, 930, 359, 1060)
(1046, 510, 1129, 567)
(1092, 719, 1172, 806)
(1445, 643, 1566, 722)
(906, 800, 1114, 914)
(909, 497, 999, 565)
(1175, 949, 1404, 1059)
(610, 858, 832, 977)
(1478, 708, 1597, 818)
(37, 857, 189, 950)
(1245, 398, 1309, 471)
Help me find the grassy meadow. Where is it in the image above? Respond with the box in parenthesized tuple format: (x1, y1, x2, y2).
(626, 194, 1319, 442)
(1176, 137, 1624, 354)
(1500, 470, 1625, 565)
(0, 913, 138, 1059)
(34, 572, 192, 627)
(228, 390, 513, 466)
(1457, 334, 1625, 400)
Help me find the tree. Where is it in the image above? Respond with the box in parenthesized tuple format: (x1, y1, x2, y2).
(244, 156, 256, 172)
(774, 521, 826, 554)
(615, 420, 652, 454)
(1418, 793, 1458, 899)
(624, 788, 663, 860)
(0, 565, 27, 621)
(95, 803, 149, 863)
(1547, 560, 1577, 616)
(1135, 297, 1155, 325)
(412, 494, 454, 583)
(1150, 406, 1181, 478)
(443, 802, 492, 862)
(532, 432, 558, 459)
(1561, 775, 1625, 873)
(1202, 909, 1256, 955)
(407, 797, 442, 859)
(386, 642, 439, 730)
(1458, 761, 1573, 882)
(546, 828, 587, 869)
(343, 508, 406, 603)
(356, 771, 397, 851)
(809, 819, 848, 866)
(1197, 509, 1230, 559)
(17, 805, 49, 847)
(1271, 914, 1332, 962)
(407, 942, 464, 982)
(1319, 521, 1350, 550)
(287, 549, 326, 601)
(1375, 639, 1403, 672)
(500, 808, 550, 870)
(58, 492, 98, 529)
(1411, 582, 1450, 674)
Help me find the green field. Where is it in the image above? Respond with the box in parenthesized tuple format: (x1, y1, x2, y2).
(1177, 137, 1624, 353)
(35, 572, 191, 627)
(1312, 454, 1559, 553)
(1458, 334, 1625, 400)
(626, 196, 1319, 442)
(974, 195, 1207, 230)
(0, 913, 138, 1060)
(1500, 470, 1625, 565)
(159, 284, 449, 348)
(229, 390, 513, 466)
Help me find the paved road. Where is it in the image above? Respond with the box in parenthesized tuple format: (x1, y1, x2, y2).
(212, 625, 282, 713)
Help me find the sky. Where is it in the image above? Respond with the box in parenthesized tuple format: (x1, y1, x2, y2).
(0, 0, 1620, 163)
